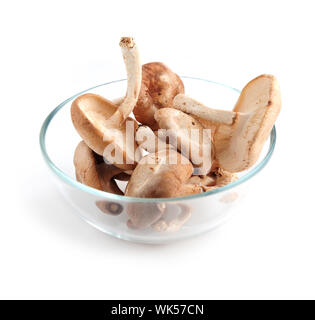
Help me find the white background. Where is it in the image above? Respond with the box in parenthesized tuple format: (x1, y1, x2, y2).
(1, 0, 314, 299)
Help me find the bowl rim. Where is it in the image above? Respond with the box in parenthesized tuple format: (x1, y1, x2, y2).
(39, 76, 276, 203)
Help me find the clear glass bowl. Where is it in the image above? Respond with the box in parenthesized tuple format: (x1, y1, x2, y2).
(40, 77, 276, 244)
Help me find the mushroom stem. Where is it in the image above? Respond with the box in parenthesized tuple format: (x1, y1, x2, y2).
(112, 97, 124, 106)
(154, 108, 212, 175)
(135, 125, 175, 154)
(173, 94, 238, 125)
(106, 37, 142, 127)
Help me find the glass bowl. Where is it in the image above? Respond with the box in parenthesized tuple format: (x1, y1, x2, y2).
(40, 77, 276, 244)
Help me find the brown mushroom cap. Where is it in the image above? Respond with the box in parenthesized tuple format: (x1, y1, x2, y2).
(173, 74, 281, 172)
(74, 140, 104, 190)
(133, 62, 184, 130)
(135, 125, 205, 197)
(176, 183, 203, 196)
(152, 203, 192, 232)
(73, 140, 126, 195)
(71, 94, 139, 170)
(217, 74, 281, 171)
(126, 203, 166, 229)
(125, 149, 193, 198)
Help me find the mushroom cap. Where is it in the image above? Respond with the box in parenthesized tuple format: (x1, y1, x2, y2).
(154, 108, 212, 175)
(73, 140, 125, 195)
(74, 140, 104, 190)
(152, 203, 192, 232)
(176, 183, 203, 196)
(126, 203, 165, 229)
(71, 93, 139, 170)
(125, 149, 193, 198)
(172, 74, 281, 172)
(134, 62, 184, 130)
(135, 126, 202, 198)
(216, 74, 281, 172)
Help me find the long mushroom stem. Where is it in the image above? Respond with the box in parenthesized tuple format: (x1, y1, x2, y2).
(106, 37, 142, 127)
(173, 94, 240, 125)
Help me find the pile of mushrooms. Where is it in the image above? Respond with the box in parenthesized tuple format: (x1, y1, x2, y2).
(71, 37, 281, 231)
